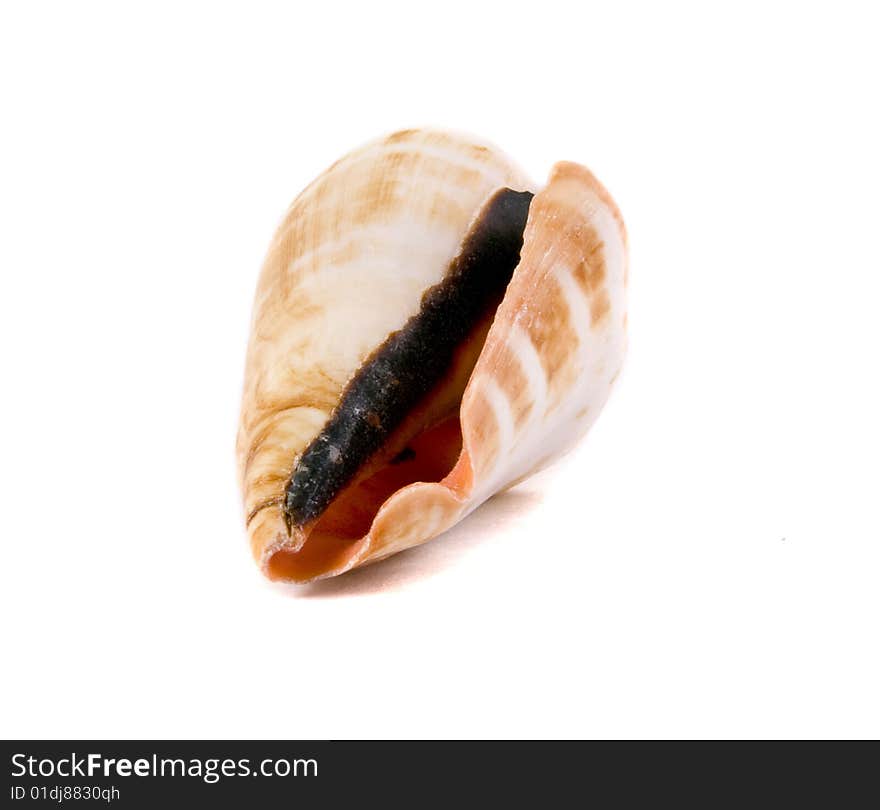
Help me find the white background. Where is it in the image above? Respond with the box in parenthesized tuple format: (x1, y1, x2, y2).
(1, 1, 878, 739)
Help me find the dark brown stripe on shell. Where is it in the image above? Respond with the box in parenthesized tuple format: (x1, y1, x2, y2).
(283, 188, 533, 529)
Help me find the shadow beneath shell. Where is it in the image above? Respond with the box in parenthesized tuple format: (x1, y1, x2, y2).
(271, 486, 544, 598)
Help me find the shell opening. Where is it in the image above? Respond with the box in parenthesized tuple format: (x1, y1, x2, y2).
(266, 417, 465, 581)
(267, 188, 534, 580)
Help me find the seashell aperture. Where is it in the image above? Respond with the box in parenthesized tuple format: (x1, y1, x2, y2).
(237, 128, 627, 582)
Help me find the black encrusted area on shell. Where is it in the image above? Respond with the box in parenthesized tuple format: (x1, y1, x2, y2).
(283, 188, 534, 529)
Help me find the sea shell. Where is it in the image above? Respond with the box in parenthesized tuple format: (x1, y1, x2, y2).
(237, 128, 627, 582)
